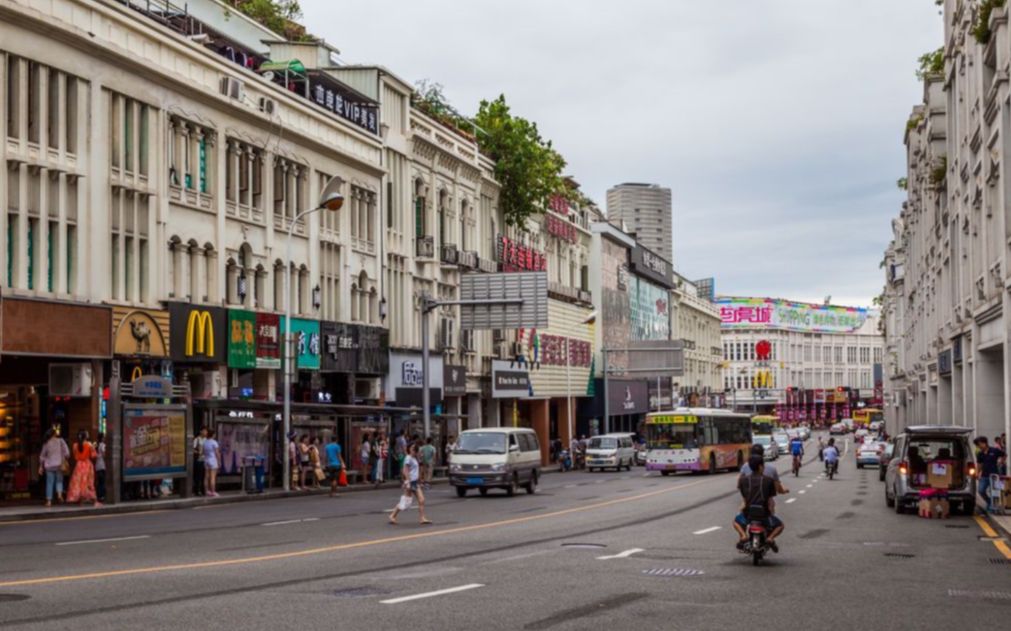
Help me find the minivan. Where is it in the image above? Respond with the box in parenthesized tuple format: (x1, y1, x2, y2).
(449, 428, 541, 497)
(586, 433, 636, 472)
(884, 425, 976, 515)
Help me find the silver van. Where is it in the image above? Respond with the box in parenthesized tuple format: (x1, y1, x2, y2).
(449, 428, 541, 497)
(585, 433, 636, 472)
(884, 425, 976, 515)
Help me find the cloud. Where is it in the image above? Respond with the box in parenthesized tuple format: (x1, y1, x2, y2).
(302, 0, 941, 306)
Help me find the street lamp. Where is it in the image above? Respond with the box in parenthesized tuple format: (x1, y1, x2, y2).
(312, 284, 321, 311)
(379, 296, 388, 322)
(283, 181, 344, 491)
(237, 270, 248, 304)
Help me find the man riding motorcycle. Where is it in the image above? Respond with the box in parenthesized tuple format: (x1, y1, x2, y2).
(736, 445, 786, 552)
(734, 455, 784, 552)
(822, 437, 840, 476)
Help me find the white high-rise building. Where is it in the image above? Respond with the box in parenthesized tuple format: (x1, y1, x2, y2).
(605, 183, 673, 263)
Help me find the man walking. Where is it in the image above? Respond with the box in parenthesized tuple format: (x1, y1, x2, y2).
(359, 433, 371, 484)
(419, 437, 437, 489)
(975, 436, 1006, 513)
(325, 435, 345, 498)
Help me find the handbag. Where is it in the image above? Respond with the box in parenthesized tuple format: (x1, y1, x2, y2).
(314, 467, 325, 482)
(60, 458, 71, 476)
(397, 493, 414, 511)
(338, 469, 348, 487)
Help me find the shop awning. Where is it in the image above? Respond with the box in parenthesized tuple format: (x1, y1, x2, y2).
(259, 59, 306, 75)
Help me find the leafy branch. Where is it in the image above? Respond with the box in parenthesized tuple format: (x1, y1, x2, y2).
(897, 177, 908, 191)
(224, 0, 315, 42)
(973, 0, 1006, 44)
(929, 156, 948, 187)
(412, 80, 477, 141)
(916, 47, 944, 80)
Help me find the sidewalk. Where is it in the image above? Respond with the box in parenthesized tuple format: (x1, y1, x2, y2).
(0, 464, 563, 523)
(988, 513, 1011, 538)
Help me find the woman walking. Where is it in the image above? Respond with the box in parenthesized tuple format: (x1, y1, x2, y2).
(374, 433, 388, 488)
(388, 442, 431, 526)
(39, 429, 70, 507)
(298, 435, 311, 490)
(66, 430, 101, 506)
(309, 437, 324, 489)
(203, 428, 220, 497)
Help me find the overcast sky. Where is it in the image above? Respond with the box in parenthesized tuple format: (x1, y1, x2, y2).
(303, 0, 941, 307)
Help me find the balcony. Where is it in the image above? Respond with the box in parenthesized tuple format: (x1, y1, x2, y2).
(458, 250, 479, 270)
(440, 243, 459, 265)
(548, 282, 593, 307)
(416, 236, 435, 259)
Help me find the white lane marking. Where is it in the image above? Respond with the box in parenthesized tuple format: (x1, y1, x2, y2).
(798, 490, 806, 495)
(595, 480, 605, 484)
(381, 583, 484, 604)
(597, 548, 645, 560)
(786, 498, 797, 504)
(806, 484, 813, 488)
(564, 484, 577, 488)
(261, 518, 317, 527)
(692, 526, 721, 535)
(56, 535, 150, 546)
(483, 550, 555, 565)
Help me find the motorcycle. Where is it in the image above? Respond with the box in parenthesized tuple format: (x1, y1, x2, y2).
(739, 506, 772, 566)
(559, 449, 572, 472)
(825, 459, 838, 480)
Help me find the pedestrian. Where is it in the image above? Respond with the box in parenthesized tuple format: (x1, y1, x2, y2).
(38, 429, 69, 507)
(192, 427, 207, 496)
(309, 437, 324, 489)
(419, 436, 437, 488)
(66, 430, 101, 506)
(388, 442, 431, 526)
(95, 431, 107, 502)
(324, 434, 346, 498)
(374, 433, 388, 487)
(203, 428, 220, 497)
(360, 433, 371, 484)
(288, 432, 301, 491)
(298, 434, 311, 490)
(395, 431, 407, 479)
(975, 436, 1006, 513)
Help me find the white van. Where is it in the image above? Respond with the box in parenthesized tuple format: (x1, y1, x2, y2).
(449, 427, 541, 497)
(586, 433, 636, 472)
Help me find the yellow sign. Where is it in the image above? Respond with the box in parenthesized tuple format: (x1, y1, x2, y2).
(753, 370, 773, 388)
(186, 311, 214, 357)
(647, 414, 697, 425)
(112, 308, 169, 357)
(130, 367, 143, 382)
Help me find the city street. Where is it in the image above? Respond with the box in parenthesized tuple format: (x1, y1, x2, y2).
(1, 438, 1008, 630)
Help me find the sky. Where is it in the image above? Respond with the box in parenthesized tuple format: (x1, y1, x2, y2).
(302, 0, 943, 307)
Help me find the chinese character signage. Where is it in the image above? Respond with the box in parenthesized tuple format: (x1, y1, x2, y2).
(228, 309, 257, 369)
(544, 215, 578, 244)
(535, 333, 591, 367)
(122, 406, 187, 480)
(717, 297, 869, 333)
(256, 313, 281, 369)
(319, 322, 391, 375)
(496, 234, 547, 272)
(629, 246, 674, 289)
(280, 317, 321, 371)
(310, 79, 379, 136)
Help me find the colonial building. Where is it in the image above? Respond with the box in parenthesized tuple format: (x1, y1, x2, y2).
(671, 277, 723, 405)
(882, 0, 1011, 443)
(719, 297, 883, 422)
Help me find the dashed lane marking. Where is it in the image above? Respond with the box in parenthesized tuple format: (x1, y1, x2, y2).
(55, 535, 150, 547)
(597, 548, 645, 560)
(786, 498, 797, 504)
(380, 583, 484, 604)
(798, 490, 806, 495)
(692, 527, 721, 535)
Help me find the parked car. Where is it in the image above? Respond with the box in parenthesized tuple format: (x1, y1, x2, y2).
(586, 433, 636, 472)
(878, 441, 895, 481)
(450, 428, 541, 497)
(753, 434, 779, 461)
(884, 426, 976, 515)
(829, 422, 848, 435)
(772, 431, 791, 456)
(798, 426, 811, 441)
(856, 441, 883, 468)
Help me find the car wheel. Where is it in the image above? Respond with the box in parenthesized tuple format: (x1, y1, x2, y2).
(525, 472, 538, 495)
(857, 463, 863, 469)
(893, 488, 904, 514)
(455, 486, 467, 498)
(708, 454, 717, 475)
(660, 470, 671, 477)
(879, 468, 886, 482)
(506, 475, 517, 497)
(479, 488, 488, 497)
(885, 488, 895, 507)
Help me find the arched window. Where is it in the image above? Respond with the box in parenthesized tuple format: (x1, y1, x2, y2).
(414, 179, 426, 238)
(358, 271, 369, 323)
(368, 287, 378, 324)
(350, 282, 359, 322)
(273, 260, 285, 310)
(460, 199, 468, 250)
(438, 189, 448, 246)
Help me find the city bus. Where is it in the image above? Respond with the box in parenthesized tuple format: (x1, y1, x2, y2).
(751, 415, 778, 437)
(644, 408, 753, 476)
(852, 408, 883, 428)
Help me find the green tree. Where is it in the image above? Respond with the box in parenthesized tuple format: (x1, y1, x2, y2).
(473, 95, 569, 227)
(915, 47, 944, 80)
(973, 0, 1006, 44)
(225, 0, 314, 42)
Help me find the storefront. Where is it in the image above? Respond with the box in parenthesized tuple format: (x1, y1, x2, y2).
(279, 316, 321, 403)
(0, 298, 112, 502)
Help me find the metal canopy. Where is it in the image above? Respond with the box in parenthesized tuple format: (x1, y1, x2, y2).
(458, 272, 549, 330)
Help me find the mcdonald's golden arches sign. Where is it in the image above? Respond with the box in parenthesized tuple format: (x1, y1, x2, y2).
(167, 303, 226, 363)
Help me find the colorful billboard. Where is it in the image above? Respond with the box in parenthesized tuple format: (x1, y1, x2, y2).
(717, 297, 868, 333)
(123, 406, 187, 479)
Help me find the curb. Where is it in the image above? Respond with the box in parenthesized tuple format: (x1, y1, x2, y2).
(0, 464, 564, 523)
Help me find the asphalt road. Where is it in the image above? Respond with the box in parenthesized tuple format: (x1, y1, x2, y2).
(1, 435, 1009, 630)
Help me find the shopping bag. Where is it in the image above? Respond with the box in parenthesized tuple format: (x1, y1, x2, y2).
(314, 467, 325, 483)
(397, 494, 414, 511)
(338, 469, 348, 487)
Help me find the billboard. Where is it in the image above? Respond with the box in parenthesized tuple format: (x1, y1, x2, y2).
(717, 297, 869, 333)
(459, 272, 549, 330)
(123, 405, 187, 479)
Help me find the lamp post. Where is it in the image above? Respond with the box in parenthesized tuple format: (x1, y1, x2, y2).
(282, 180, 344, 492)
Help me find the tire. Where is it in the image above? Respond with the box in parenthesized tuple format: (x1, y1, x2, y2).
(708, 454, 717, 475)
(879, 468, 886, 482)
(660, 470, 671, 477)
(455, 486, 467, 498)
(893, 488, 904, 514)
(885, 489, 895, 507)
(479, 488, 488, 497)
(506, 475, 517, 497)
(525, 472, 538, 495)
(857, 463, 863, 469)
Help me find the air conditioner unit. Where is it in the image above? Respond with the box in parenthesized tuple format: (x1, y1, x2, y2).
(258, 96, 276, 115)
(49, 363, 93, 398)
(461, 330, 475, 353)
(492, 329, 506, 344)
(439, 318, 455, 351)
(219, 76, 245, 101)
(496, 341, 511, 360)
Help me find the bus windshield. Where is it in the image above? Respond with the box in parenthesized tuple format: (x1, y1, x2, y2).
(646, 423, 699, 450)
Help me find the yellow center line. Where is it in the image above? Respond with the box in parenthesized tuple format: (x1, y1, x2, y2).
(974, 515, 1011, 560)
(0, 478, 714, 589)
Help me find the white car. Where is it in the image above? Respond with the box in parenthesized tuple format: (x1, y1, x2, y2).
(753, 435, 779, 461)
(772, 432, 790, 456)
(854, 428, 870, 444)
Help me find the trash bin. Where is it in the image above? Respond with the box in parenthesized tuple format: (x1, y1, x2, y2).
(242, 456, 257, 494)
(253, 456, 266, 493)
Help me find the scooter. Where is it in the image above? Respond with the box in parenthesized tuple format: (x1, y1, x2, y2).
(739, 506, 772, 566)
(559, 449, 572, 472)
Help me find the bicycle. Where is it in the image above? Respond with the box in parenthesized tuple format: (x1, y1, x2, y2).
(792, 454, 802, 477)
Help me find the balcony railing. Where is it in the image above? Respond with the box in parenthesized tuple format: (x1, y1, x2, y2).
(440, 244, 458, 265)
(416, 236, 435, 259)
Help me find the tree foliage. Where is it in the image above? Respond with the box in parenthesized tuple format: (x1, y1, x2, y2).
(473, 95, 570, 227)
(412, 80, 476, 141)
(897, 177, 908, 191)
(916, 47, 944, 80)
(973, 0, 1006, 44)
(225, 0, 314, 42)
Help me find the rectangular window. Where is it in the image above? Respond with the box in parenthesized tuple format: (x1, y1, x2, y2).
(27, 61, 39, 144)
(6, 56, 19, 140)
(47, 221, 55, 292)
(66, 77, 77, 154)
(415, 196, 425, 237)
(873, 347, 882, 364)
(847, 346, 857, 364)
(66, 224, 75, 293)
(26, 218, 36, 290)
(111, 234, 120, 298)
(5, 216, 14, 287)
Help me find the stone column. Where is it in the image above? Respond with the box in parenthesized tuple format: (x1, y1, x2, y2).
(531, 399, 550, 466)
